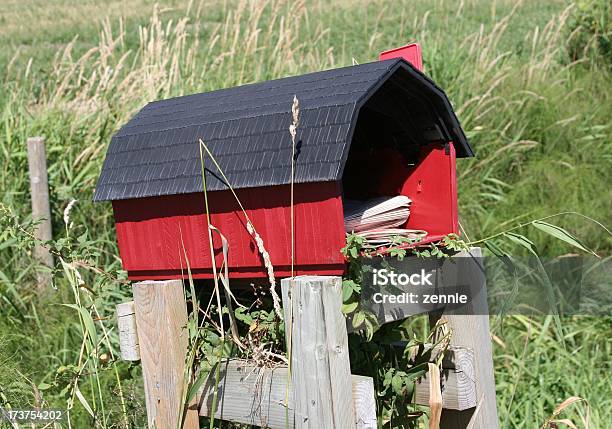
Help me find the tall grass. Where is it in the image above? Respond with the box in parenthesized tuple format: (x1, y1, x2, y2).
(0, 0, 610, 427)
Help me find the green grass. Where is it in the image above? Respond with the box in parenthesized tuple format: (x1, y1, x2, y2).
(0, 0, 610, 427)
(493, 315, 610, 427)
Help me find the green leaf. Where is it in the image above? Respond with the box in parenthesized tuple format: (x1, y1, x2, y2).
(62, 304, 99, 351)
(504, 232, 538, 256)
(38, 382, 52, 391)
(75, 385, 95, 418)
(352, 311, 365, 328)
(389, 248, 406, 260)
(383, 368, 394, 386)
(342, 283, 354, 302)
(0, 238, 17, 251)
(532, 220, 597, 256)
(405, 362, 428, 379)
(404, 379, 414, 398)
(186, 371, 210, 404)
(59, 384, 71, 397)
(391, 373, 404, 395)
(419, 250, 431, 257)
(77, 232, 88, 244)
(504, 232, 566, 343)
(234, 307, 253, 325)
(484, 240, 516, 274)
(363, 315, 375, 341)
(343, 279, 359, 292)
(342, 301, 358, 314)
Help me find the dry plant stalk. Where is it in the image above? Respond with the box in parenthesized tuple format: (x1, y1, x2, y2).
(428, 318, 448, 429)
(289, 94, 300, 277)
(431, 317, 452, 354)
(198, 147, 226, 340)
(208, 224, 245, 349)
(428, 362, 442, 429)
(539, 396, 590, 429)
(283, 95, 300, 418)
(199, 139, 283, 321)
(245, 222, 283, 321)
(198, 143, 245, 349)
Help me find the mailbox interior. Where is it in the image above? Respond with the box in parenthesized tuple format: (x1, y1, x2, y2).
(341, 72, 459, 243)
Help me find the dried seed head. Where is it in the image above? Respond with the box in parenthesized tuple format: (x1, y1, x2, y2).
(291, 95, 300, 127)
(63, 199, 78, 228)
(246, 221, 283, 320)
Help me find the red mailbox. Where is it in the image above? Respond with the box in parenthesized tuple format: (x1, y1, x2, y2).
(94, 44, 473, 280)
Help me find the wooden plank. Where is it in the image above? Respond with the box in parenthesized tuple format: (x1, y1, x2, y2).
(281, 276, 356, 429)
(413, 346, 476, 411)
(116, 301, 140, 361)
(352, 375, 377, 429)
(431, 248, 499, 429)
(197, 351, 475, 428)
(198, 360, 376, 429)
(133, 280, 199, 429)
(26, 136, 53, 287)
(199, 360, 292, 428)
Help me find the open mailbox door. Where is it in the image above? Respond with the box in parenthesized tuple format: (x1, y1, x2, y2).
(378, 43, 460, 244)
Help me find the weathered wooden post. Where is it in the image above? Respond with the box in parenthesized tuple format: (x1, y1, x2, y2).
(281, 276, 358, 429)
(432, 248, 499, 429)
(132, 280, 199, 429)
(26, 136, 53, 287)
(116, 301, 140, 361)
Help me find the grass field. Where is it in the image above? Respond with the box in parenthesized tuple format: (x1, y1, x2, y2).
(0, 0, 610, 427)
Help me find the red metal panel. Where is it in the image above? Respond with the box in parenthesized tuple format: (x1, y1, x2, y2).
(401, 143, 458, 238)
(124, 264, 347, 281)
(379, 43, 423, 71)
(112, 182, 346, 280)
(361, 143, 459, 257)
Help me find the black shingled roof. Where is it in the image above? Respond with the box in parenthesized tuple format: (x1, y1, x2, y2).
(94, 58, 473, 202)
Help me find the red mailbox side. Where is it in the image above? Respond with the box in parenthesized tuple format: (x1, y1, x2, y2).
(112, 182, 347, 280)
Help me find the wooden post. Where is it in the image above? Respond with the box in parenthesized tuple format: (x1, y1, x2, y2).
(26, 136, 53, 286)
(281, 276, 357, 429)
(116, 301, 140, 361)
(132, 280, 199, 429)
(431, 248, 500, 429)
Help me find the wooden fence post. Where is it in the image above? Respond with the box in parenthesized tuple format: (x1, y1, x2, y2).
(281, 276, 357, 429)
(132, 280, 199, 429)
(432, 248, 499, 429)
(116, 301, 140, 361)
(26, 136, 53, 287)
